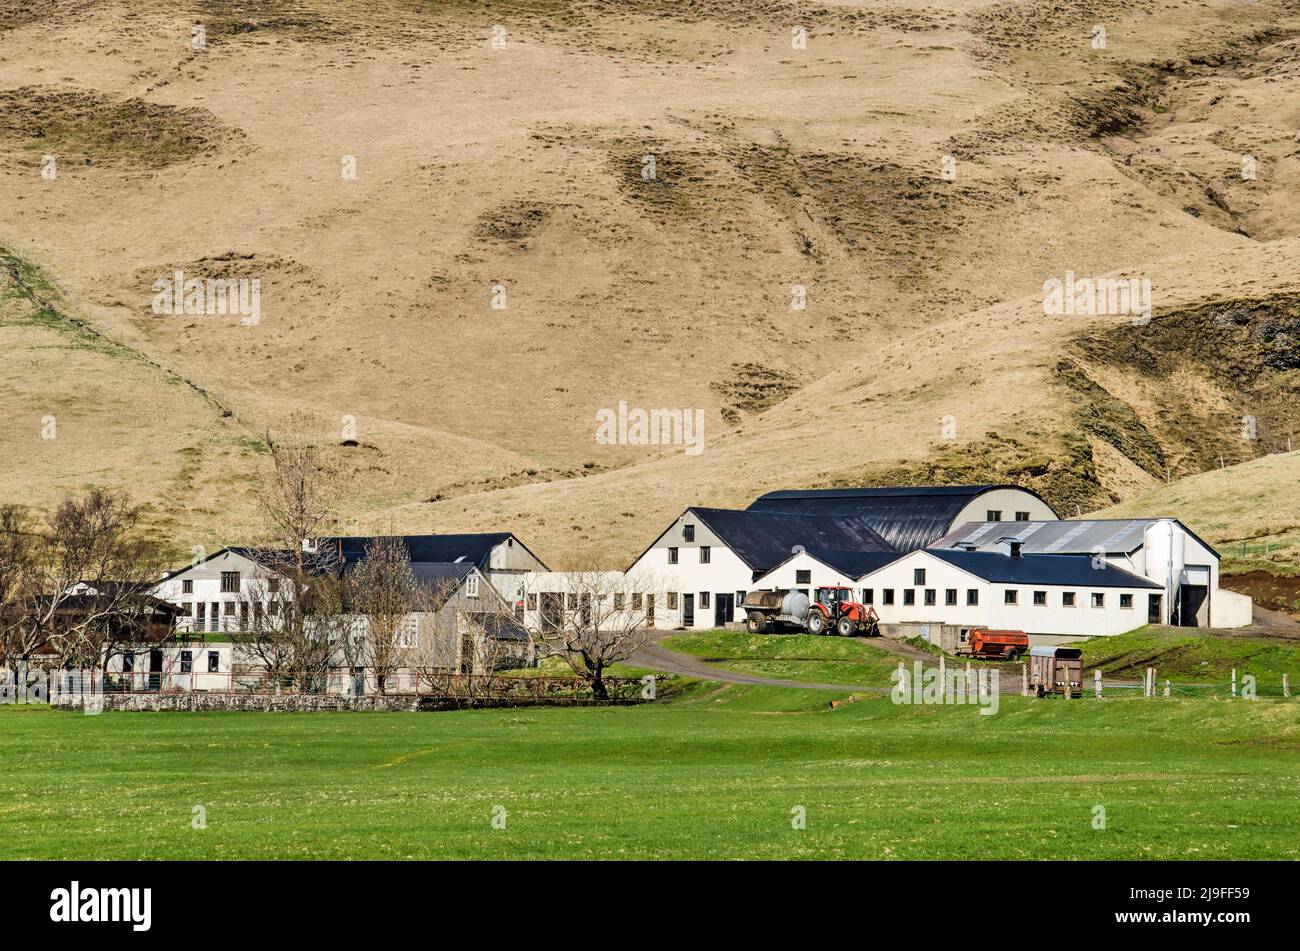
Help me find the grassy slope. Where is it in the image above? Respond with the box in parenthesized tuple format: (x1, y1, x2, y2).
(662, 630, 911, 686)
(1071, 625, 1300, 694)
(1, 690, 1296, 860)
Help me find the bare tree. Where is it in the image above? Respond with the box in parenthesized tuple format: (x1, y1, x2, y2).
(344, 536, 421, 695)
(0, 491, 169, 683)
(231, 419, 342, 691)
(524, 566, 661, 700)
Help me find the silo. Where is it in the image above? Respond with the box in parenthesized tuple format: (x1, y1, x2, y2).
(1144, 520, 1185, 624)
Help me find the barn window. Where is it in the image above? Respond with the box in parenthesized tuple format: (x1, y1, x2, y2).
(1120, 593, 1133, 609)
(903, 589, 916, 606)
(924, 589, 936, 606)
(465, 574, 479, 598)
(614, 593, 625, 610)
(1092, 592, 1105, 608)
(1015, 511, 1030, 521)
(221, 571, 240, 593)
(1033, 591, 1047, 606)
(987, 510, 1002, 521)
(700, 592, 710, 609)
(268, 577, 281, 593)
(632, 593, 642, 610)
(795, 570, 811, 584)
(182, 579, 194, 594)
(861, 589, 873, 605)
(913, 568, 926, 585)
(1062, 592, 1076, 607)
(882, 589, 895, 605)
(945, 589, 957, 606)
(683, 524, 695, 542)
(180, 650, 193, 673)
(667, 592, 678, 610)
(668, 547, 679, 565)
(208, 651, 220, 673)
(699, 546, 711, 564)
(1004, 589, 1018, 605)
(966, 589, 979, 606)
(224, 601, 236, 615)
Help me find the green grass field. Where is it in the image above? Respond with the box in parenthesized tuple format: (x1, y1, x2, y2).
(2, 681, 1297, 860)
(661, 630, 907, 686)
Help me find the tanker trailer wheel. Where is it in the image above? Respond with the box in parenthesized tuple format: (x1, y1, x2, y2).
(745, 612, 767, 635)
(836, 616, 856, 637)
(806, 611, 827, 635)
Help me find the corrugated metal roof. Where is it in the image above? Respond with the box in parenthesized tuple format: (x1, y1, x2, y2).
(690, 508, 894, 574)
(748, 485, 1054, 553)
(936, 519, 1200, 556)
(323, 534, 515, 570)
(924, 549, 1162, 588)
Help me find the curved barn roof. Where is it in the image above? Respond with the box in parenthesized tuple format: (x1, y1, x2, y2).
(747, 485, 1057, 553)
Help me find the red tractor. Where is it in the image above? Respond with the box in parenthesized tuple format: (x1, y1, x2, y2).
(805, 586, 879, 637)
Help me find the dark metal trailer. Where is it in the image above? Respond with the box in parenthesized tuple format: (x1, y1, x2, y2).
(1027, 646, 1084, 697)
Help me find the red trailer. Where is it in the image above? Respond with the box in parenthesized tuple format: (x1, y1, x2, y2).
(957, 629, 1029, 661)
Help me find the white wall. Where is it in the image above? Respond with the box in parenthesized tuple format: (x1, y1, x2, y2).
(628, 511, 758, 628)
(154, 549, 286, 636)
(951, 488, 1057, 526)
(750, 552, 858, 598)
(859, 551, 1155, 638)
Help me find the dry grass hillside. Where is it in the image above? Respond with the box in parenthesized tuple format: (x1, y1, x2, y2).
(1, 0, 1297, 566)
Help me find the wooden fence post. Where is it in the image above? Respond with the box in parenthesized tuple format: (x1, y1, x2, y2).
(966, 661, 973, 698)
(1021, 662, 1028, 697)
(1231, 668, 1237, 698)
(939, 655, 946, 698)
(1164, 679, 1170, 698)
(1094, 669, 1102, 699)
(1284, 673, 1291, 699)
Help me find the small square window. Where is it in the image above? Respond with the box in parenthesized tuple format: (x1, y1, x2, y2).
(987, 510, 1002, 522)
(182, 579, 193, 594)
(913, 568, 926, 586)
(1063, 592, 1076, 607)
(883, 589, 895, 606)
(1015, 511, 1031, 521)
(220, 571, 240, 593)
(945, 589, 957, 606)
(614, 593, 626, 610)
(1033, 591, 1047, 606)
(1092, 592, 1105, 608)
(667, 547, 679, 565)
(903, 589, 916, 606)
(861, 589, 873, 605)
(795, 570, 811, 585)
(1004, 589, 1018, 605)
(966, 589, 979, 606)
(699, 546, 711, 564)
(1120, 593, 1133, 609)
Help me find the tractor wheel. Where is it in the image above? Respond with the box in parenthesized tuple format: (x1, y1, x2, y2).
(836, 616, 856, 637)
(806, 611, 827, 635)
(745, 613, 766, 635)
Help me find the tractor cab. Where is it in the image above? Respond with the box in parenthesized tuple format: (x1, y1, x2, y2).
(815, 586, 851, 608)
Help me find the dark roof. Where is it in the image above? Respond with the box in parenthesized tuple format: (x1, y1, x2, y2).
(802, 548, 903, 579)
(410, 562, 476, 586)
(922, 550, 1162, 589)
(748, 485, 1057, 553)
(322, 534, 513, 570)
(690, 508, 894, 574)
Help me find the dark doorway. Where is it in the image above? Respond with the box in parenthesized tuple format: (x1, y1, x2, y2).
(682, 593, 694, 628)
(714, 592, 734, 627)
(1178, 585, 1208, 627)
(148, 649, 162, 692)
(1147, 593, 1163, 625)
